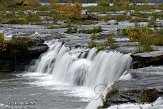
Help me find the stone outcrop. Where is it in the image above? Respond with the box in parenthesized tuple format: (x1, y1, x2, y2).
(0, 38, 48, 73)
(102, 66, 163, 108)
(131, 51, 163, 68)
(28, 44, 48, 56)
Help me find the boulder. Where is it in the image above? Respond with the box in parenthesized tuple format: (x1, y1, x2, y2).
(131, 51, 163, 69)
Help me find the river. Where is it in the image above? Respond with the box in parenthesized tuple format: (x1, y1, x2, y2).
(0, 72, 91, 109)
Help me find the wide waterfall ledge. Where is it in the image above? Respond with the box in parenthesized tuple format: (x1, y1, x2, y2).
(27, 40, 132, 108)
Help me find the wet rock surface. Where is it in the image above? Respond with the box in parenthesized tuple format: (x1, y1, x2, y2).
(105, 66, 163, 108)
(0, 24, 66, 40)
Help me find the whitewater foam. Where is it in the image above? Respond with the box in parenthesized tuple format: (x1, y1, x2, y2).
(26, 40, 132, 106)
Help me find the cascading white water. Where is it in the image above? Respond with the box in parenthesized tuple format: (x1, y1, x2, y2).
(33, 40, 132, 90)
(87, 48, 97, 61)
(35, 41, 62, 73)
(85, 51, 131, 89)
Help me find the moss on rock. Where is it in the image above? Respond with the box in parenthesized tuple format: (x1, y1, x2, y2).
(139, 88, 159, 103)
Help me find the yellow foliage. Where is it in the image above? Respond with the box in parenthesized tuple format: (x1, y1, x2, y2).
(124, 27, 154, 52)
(125, 27, 151, 42)
(56, 2, 83, 20)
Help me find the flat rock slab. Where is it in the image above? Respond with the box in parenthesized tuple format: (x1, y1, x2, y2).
(28, 44, 48, 55)
(115, 66, 163, 91)
(131, 51, 163, 68)
(131, 51, 163, 58)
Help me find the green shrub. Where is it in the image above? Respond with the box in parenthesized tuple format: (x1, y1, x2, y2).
(135, 44, 155, 53)
(98, 15, 111, 22)
(123, 27, 163, 46)
(71, 20, 97, 25)
(152, 36, 163, 46)
(97, 0, 109, 6)
(91, 34, 101, 40)
(87, 35, 117, 51)
(129, 17, 148, 23)
(7, 17, 27, 24)
(156, 29, 163, 36)
(66, 26, 78, 34)
(87, 41, 97, 48)
(4, 11, 41, 24)
(148, 17, 156, 27)
(0, 0, 16, 7)
(0, 36, 30, 57)
(9, 36, 28, 51)
(121, 29, 128, 36)
(123, 27, 153, 42)
(25, 12, 41, 24)
(79, 26, 102, 34)
(98, 15, 132, 22)
(122, 27, 158, 52)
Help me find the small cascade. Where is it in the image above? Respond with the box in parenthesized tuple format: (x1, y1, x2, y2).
(32, 40, 132, 89)
(85, 51, 131, 89)
(67, 59, 92, 86)
(87, 48, 97, 61)
(35, 41, 62, 73)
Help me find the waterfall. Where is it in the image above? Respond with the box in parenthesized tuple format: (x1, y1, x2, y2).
(32, 40, 132, 89)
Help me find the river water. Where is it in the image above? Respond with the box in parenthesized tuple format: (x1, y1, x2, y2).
(0, 72, 92, 109)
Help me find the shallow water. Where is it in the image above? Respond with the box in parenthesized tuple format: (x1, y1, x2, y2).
(0, 72, 91, 109)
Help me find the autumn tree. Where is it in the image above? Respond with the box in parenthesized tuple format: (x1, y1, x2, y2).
(56, 2, 83, 21)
